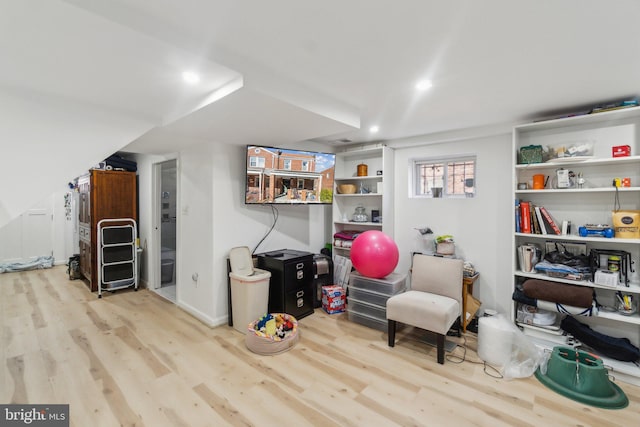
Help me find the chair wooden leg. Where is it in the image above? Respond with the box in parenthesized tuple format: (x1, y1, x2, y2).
(388, 320, 396, 347)
(436, 333, 445, 364)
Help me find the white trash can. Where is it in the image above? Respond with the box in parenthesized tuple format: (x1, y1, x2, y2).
(229, 246, 271, 334)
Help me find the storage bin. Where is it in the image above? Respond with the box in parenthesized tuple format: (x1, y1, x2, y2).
(348, 284, 405, 307)
(347, 309, 387, 331)
(348, 297, 387, 319)
(348, 271, 407, 295)
(519, 145, 543, 164)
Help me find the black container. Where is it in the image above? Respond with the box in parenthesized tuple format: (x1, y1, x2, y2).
(256, 249, 314, 319)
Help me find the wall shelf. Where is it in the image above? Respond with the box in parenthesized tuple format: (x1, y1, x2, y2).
(332, 146, 394, 256)
(512, 106, 640, 385)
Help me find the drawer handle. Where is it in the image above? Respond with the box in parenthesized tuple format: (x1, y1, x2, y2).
(297, 271, 304, 280)
(296, 290, 304, 298)
(296, 263, 304, 270)
(297, 298, 304, 308)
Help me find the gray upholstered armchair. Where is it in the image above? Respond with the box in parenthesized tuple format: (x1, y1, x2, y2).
(386, 253, 464, 364)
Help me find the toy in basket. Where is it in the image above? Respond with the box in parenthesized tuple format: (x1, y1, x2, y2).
(246, 313, 299, 355)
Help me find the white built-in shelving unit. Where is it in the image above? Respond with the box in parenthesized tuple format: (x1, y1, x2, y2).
(512, 106, 640, 385)
(332, 145, 395, 256)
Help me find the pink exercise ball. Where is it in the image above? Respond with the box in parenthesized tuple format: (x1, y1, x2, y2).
(350, 230, 399, 278)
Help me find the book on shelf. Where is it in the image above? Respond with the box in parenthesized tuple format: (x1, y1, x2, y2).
(590, 98, 639, 114)
(520, 201, 531, 233)
(530, 204, 541, 234)
(534, 206, 548, 235)
(539, 206, 562, 235)
(515, 202, 562, 235)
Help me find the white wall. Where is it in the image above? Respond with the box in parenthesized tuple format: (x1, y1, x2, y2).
(15, 127, 513, 325)
(0, 88, 154, 228)
(388, 133, 513, 315)
(0, 188, 74, 265)
(130, 141, 333, 326)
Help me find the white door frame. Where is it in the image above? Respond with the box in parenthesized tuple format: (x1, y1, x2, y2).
(151, 162, 162, 290)
(151, 158, 179, 292)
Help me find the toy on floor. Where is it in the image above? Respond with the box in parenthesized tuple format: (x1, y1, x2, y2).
(253, 313, 295, 340)
(247, 313, 299, 355)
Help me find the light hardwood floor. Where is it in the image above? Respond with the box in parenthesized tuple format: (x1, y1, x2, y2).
(2, 266, 639, 426)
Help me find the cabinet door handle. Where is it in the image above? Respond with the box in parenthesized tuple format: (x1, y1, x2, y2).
(296, 290, 304, 298)
(296, 263, 304, 270)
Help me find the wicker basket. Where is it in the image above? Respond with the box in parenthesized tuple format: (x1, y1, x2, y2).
(337, 184, 357, 194)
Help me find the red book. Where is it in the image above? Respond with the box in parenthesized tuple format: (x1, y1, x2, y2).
(539, 206, 561, 235)
(520, 201, 531, 233)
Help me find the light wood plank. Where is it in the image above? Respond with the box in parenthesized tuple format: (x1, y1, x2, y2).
(2, 265, 640, 426)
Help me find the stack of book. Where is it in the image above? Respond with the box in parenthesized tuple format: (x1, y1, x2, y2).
(515, 200, 566, 235)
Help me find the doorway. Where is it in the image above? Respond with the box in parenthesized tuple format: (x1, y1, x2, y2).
(155, 159, 177, 302)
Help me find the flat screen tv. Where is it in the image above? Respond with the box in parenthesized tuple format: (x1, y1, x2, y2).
(245, 145, 336, 205)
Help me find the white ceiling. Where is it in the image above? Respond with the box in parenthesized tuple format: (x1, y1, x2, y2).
(4, 0, 640, 155)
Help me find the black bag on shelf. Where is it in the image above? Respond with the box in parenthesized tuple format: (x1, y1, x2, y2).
(544, 242, 590, 269)
(561, 316, 640, 362)
(105, 154, 137, 172)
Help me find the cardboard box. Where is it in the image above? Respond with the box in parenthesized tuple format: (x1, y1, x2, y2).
(322, 285, 345, 314)
(612, 145, 631, 157)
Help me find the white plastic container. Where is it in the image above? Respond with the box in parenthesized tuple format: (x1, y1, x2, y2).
(229, 246, 271, 334)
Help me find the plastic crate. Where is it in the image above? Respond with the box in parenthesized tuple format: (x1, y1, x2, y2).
(348, 272, 407, 295)
(348, 297, 386, 319)
(347, 309, 387, 331)
(348, 284, 405, 306)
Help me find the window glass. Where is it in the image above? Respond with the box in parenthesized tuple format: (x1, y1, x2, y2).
(412, 156, 476, 198)
(249, 156, 265, 168)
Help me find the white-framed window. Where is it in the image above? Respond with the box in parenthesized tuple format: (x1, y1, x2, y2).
(410, 156, 476, 198)
(301, 160, 309, 171)
(249, 156, 265, 168)
(283, 159, 291, 170)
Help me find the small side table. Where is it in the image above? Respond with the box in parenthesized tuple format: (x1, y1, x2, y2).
(462, 273, 480, 332)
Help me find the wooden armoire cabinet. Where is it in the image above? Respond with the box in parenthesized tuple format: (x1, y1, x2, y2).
(78, 169, 137, 292)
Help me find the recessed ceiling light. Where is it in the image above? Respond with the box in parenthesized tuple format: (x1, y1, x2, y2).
(182, 71, 200, 85)
(369, 125, 379, 133)
(416, 80, 433, 91)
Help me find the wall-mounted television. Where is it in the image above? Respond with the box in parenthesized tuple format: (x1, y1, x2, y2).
(245, 145, 336, 205)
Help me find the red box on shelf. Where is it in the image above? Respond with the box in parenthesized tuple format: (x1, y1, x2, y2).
(322, 285, 345, 314)
(612, 145, 631, 157)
